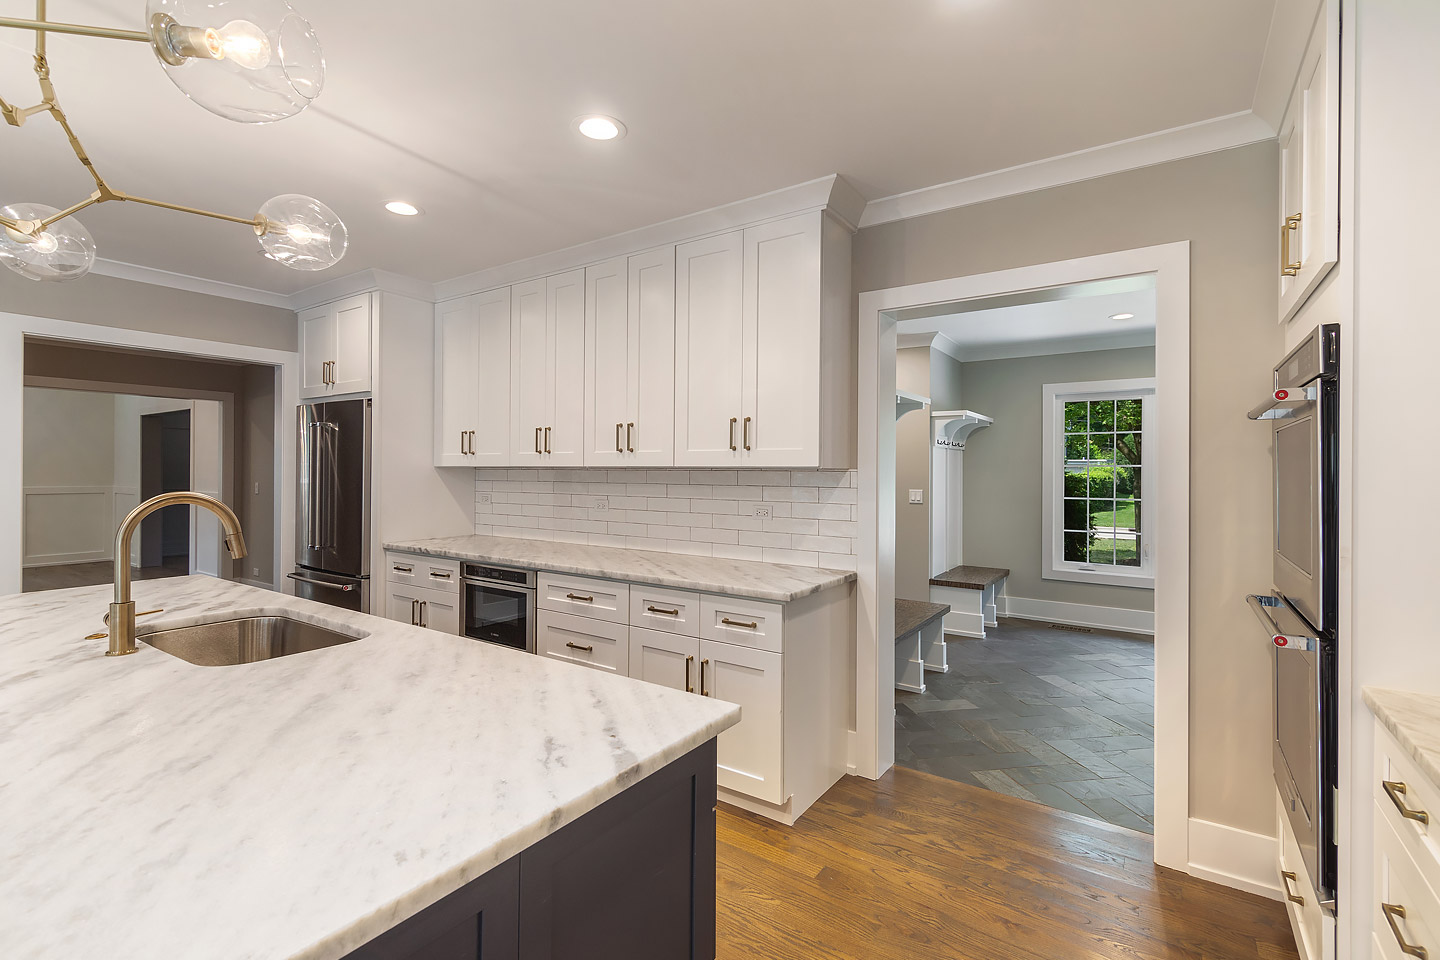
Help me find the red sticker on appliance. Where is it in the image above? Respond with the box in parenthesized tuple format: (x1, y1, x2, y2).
(1274, 636, 1288, 646)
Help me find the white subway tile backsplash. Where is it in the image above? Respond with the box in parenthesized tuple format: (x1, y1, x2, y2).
(473, 467, 857, 569)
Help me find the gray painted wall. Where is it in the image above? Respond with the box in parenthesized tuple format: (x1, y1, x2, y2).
(959, 346, 1156, 612)
(855, 141, 1283, 836)
(895, 345, 963, 601)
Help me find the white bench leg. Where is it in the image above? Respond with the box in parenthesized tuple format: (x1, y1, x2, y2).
(919, 619, 949, 673)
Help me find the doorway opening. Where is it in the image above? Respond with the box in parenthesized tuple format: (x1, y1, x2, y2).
(891, 276, 1158, 832)
(139, 408, 192, 578)
(857, 243, 1190, 867)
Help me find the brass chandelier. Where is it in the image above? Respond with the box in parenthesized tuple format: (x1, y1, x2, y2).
(0, 0, 347, 282)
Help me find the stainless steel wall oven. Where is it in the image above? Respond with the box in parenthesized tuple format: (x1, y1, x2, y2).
(1247, 323, 1339, 910)
(461, 563, 536, 652)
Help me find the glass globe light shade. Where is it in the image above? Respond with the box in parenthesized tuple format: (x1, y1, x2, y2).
(256, 194, 346, 271)
(146, 0, 325, 123)
(0, 203, 97, 282)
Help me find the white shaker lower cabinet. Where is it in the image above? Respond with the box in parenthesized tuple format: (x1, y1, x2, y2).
(1277, 789, 1334, 960)
(1372, 723, 1440, 960)
(629, 626, 698, 693)
(700, 639, 784, 805)
(385, 583, 459, 634)
(536, 609, 628, 676)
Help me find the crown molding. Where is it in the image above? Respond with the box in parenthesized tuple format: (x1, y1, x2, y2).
(87, 258, 293, 310)
(433, 174, 860, 302)
(286, 268, 438, 312)
(928, 333, 965, 362)
(859, 111, 1277, 229)
(1250, 0, 1325, 131)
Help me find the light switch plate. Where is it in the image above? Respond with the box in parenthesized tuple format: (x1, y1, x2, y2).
(909, 489, 924, 504)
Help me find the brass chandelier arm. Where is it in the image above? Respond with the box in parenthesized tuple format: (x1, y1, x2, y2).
(0, 17, 150, 44)
(37, 193, 102, 228)
(114, 192, 267, 231)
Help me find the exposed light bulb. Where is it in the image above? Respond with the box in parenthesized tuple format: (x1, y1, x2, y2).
(285, 223, 326, 244)
(203, 19, 272, 70)
(32, 232, 58, 254)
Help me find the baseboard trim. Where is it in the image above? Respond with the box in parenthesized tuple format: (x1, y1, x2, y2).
(1187, 817, 1281, 900)
(999, 596, 1155, 636)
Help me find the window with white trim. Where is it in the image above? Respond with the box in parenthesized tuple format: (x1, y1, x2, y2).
(1042, 378, 1156, 589)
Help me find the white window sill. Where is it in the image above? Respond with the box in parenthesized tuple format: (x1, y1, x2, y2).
(1044, 565, 1155, 590)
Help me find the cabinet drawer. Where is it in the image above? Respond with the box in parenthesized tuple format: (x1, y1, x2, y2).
(538, 572, 629, 623)
(1377, 725, 1440, 890)
(630, 586, 701, 637)
(699, 595, 783, 653)
(1277, 789, 1325, 960)
(537, 610, 628, 675)
(386, 553, 460, 593)
(1376, 804, 1440, 960)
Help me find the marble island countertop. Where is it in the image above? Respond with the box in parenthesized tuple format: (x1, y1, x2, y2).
(0, 576, 739, 960)
(383, 534, 857, 602)
(1364, 686, 1440, 788)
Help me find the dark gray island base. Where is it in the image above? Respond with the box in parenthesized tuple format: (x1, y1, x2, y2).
(344, 740, 718, 960)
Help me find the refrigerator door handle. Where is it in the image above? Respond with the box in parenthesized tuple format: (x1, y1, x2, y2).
(287, 572, 355, 592)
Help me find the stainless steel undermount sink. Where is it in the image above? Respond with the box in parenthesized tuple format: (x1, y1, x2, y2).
(140, 616, 366, 667)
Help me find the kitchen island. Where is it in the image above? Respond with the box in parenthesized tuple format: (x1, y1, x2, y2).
(0, 576, 739, 960)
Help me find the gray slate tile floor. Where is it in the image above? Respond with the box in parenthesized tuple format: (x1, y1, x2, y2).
(894, 617, 1155, 833)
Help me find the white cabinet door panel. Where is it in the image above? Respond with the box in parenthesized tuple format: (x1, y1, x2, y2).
(585, 257, 630, 466)
(471, 287, 512, 464)
(1277, 0, 1339, 324)
(744, 215, 820, 466)
(629, 626, 699, 693)
(330, 294, 373, 395)
(702, 639, 784, 804)
(547, 269, 586, 465)
(299, 306, 335, 399)
(435, 296, 479, 466)
(510, 278, 548, 465)
(629, 246, 676, 466)
(675, 232, 744, 466)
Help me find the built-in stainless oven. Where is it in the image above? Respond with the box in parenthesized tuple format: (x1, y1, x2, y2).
(1247, 323, 1339, 910)
(461, 563, 536, 653)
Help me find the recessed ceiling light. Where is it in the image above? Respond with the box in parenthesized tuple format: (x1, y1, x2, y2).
(384, 201, 422, 217)
(1109, 313, 1135, 321)
(575, 115, 626, 141)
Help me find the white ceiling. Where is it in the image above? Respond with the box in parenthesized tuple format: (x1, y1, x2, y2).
(895, 276, 1157, 362)
(1, 0, 1276, 295)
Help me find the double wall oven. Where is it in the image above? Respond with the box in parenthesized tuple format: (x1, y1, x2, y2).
(1247, 323, 1340, 910)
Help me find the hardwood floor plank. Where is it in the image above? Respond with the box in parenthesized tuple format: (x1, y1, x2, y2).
(717, 767, 1296, 960)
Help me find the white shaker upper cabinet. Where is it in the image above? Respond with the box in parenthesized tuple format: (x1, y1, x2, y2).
(675, 232, 746, 466)
(433, 287, 510, 467)
(584, 247, 676, 467)
(510, 278, 549, 465)
(299, 293, 373, 399)
(675, 211, 853, 469)
(1277, 0, 1339, 325)
(546, 269, 586, 466)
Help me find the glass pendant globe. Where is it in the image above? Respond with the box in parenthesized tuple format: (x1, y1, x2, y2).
(0, 203, 96, 282)
(256, 194, 346, 271)
(147, 0, 325, 123)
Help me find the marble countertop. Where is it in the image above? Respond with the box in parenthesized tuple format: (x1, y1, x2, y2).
(1365, 687, 1440, 788)
(384, 535, 856, 602)
(0, 576, 739, 960)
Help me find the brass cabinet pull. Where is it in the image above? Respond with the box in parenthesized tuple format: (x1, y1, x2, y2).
(410, 599, 419, 626)
(419, 601, 428, 628)
(565, 641, 594, 653)
(394, 564, 413, 573)
(700, 658, 709, 696)
(743, 416, 752, 451)
(566, 593, 594, 603)
(729, 417, 737, 451)
(1384, 904, 1430, 959)
(721, 617, 758, 629)
(1385, 780, 1431, 824)
(648, 605, 680, 616)
(1280, 870, 1305, 906)
(544, 426, 551, 454)
(467, 430, 475, 455)
(684, 654, 695, 693)
(460, 430, 467, 455)
(430, 571, 452, 580)
(1281, 213, 1302, 277)
(616, 422, 623, 453)
(535, 427, 542, 454)
(627, 422, 635, 452)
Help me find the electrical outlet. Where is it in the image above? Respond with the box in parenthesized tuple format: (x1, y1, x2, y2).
(909, 489, 924, 504)
(752, 503, 772, 519)
(253, 481, 260, 496)
(251, 566, 260, 577)
(478, 493, 492, 504)
(593, 497, 609, 511)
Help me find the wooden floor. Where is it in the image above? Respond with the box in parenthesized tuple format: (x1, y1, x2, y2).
(716, 766, 1297, 960)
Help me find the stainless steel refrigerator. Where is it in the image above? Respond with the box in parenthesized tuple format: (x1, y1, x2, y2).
(290, 398, 371, 612)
